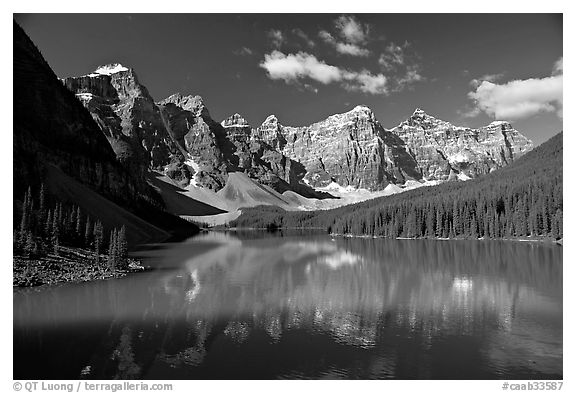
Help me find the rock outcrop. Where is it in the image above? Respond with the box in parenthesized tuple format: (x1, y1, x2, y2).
(62, 62, 533, 198)
(257, 106, 422, 190)
(388, 109, 533, 180)
(62, 65, 183, 184)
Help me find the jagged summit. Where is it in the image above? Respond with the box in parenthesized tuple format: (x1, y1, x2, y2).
(159, 93, 208, 117)
(263, 114, 279, 123)
(387, 108, 533, 181)
(394, 107, 453, 131)
(62, 58, 534, 195)
(488, 120, 512, 129)
(87, 63, 130, 77)
(318, 104, 376, 126)
(351, 104, 372, 112)
(222, 113, 250, 128)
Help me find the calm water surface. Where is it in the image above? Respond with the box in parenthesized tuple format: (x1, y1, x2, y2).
(13, 231, 562, 379)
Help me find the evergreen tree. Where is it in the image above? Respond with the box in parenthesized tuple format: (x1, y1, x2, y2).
(52, 211, 60, 255)
(24, 231, 35, 259)
(45, 209, 53, 239)
(117, 226, 128, 269)
(108, 228, 117, 272)
(39, 183, 45, 216)
(75, 206, 82, 238)
(19, 188, 32, 248)
(94, 220, 104, 263)
(84, 216, 92, 247)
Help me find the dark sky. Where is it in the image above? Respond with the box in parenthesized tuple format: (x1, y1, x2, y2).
(14, 14, 562, 145)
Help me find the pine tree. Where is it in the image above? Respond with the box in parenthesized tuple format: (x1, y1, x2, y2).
(75, 206, 82, 238)
(117, 226, 128, 269)
(84, 216, 92, 247)
(24, 231, 35, 259)
(45, 209, 53, 239)
(94, 220, 104, 264)
(38, 183, 46, 224)
(19, 188, 32, 248)
(470, 216, 478, 239)
(108, 228, 117, 272)
(52, 211, 60, 255)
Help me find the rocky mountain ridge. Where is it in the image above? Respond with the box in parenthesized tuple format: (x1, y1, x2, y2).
(62, 63, 534, 198)
(388, 108, 533, 180)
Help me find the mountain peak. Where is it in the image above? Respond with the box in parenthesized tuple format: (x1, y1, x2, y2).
(92, 63, 129, 76)
(412, 107, 426, 116)
(159, 93, 208, 117)
(263, 114, 279, 124)
(222, 113, 250, 128)
(352, 104, 371, 112)
(489, 120, 511, 127)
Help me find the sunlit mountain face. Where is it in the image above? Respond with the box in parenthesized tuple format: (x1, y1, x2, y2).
(14, 232, 562, 379)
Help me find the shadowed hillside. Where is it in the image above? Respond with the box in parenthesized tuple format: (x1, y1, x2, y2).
(13, 21, 198, 241)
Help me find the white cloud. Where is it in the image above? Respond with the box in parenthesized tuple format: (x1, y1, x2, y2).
(260, 51, 341, 84)
(292, 28, 315, 48)
(470, 73, 505, 88)
(260, 50, 388, 94)
(334, 15, 369, 44)
(318, 30, 370, 57)
(343, 70, 388, 94)
(336, 43, 370, 57)
(397, 65, 425, 89)
(268, 29, 285, 49)
(378, 43, 408, 71)
(468, 75, 563, 120)
(376, 42, 424, 91)
(553, 57, 563, 75)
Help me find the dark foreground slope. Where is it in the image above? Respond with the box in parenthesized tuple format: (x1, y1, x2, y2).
(232, 132, 563, 240)
(13, 21, 198, 241)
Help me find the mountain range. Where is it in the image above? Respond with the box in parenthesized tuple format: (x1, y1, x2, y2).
(14, 20, 536, 233)
(60, 61, 533, 220)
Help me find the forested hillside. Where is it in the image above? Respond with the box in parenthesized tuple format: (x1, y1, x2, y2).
(231, 132, 563, 240)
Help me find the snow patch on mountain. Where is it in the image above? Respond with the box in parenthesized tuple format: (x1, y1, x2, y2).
(84, 64, 129, 77)
(93, 63, 129, 75)
(184, 156, 201, 187)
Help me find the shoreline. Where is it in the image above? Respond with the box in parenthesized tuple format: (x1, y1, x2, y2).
(225, 227, 562, 244)
(13, 245, 149, 288)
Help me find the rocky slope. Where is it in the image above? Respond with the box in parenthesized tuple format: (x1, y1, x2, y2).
(388, 108, 533, 180)
(62, 62, 533, 201)
(62, 64, 183, 184)
(256, 106, 423, 190)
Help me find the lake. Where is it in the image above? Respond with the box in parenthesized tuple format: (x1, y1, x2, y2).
(13, 231, 563, 379)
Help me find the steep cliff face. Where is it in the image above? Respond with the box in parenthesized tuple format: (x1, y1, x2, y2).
(157, 94, 234, 190)
(13, 22, 159, 207)
(388, 109, 534, 180)
(257, 106, 422, 191)
(61, 60, 533, 199)
(222, 113, 320, 195)
(63, 65, 183, 184)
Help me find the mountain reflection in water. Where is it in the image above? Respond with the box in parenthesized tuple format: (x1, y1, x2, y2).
(13, 231, 562, 379)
